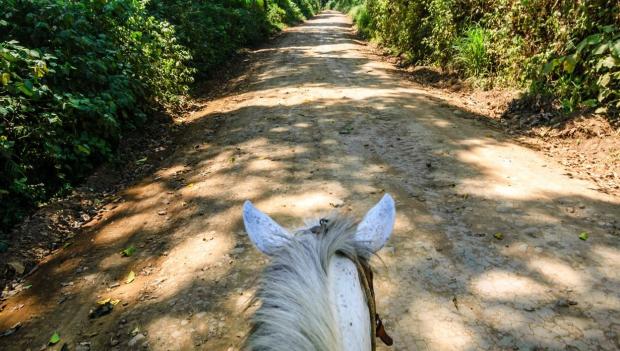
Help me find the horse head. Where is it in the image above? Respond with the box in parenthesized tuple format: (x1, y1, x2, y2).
(242, 194, 395, 351)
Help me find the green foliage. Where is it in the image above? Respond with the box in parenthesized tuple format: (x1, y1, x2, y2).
(539, 26, 620, 112)
(0, 0, 310, 233)
(328, 0, 620, 112)
(272, 0, 306, 25)
(422, 0, 457, 65)
(1, 0, 194, 230)
(453, 26, 492, 78)
(148, 0, 319, 76)
(326, 0, 361, 12)
(148, 0, 269, 77)
(349, 5, 371, 38)
(293, 0, 321, 19)
(326, 0, 372, 37)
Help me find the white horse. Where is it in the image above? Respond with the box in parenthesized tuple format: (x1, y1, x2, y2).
(242, 194, 395, 351)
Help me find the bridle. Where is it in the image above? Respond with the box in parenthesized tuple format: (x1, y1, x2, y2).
(342, 250, 393, 350)
(312, 219, 393, 350)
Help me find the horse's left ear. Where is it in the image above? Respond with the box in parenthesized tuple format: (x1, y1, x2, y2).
(355, 194, 396, 253)
(243, 201, 291, 255)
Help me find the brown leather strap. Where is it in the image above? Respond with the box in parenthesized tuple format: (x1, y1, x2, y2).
(376, 314, 393, 346)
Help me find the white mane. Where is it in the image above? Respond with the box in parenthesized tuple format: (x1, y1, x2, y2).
(241, 194, 396, 351)
(244, 216, 370, 351)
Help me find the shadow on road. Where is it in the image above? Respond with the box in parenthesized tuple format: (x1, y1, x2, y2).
(1, 10, 618, 351)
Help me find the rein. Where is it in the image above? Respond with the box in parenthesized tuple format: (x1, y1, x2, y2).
(312, 219, 393, 350)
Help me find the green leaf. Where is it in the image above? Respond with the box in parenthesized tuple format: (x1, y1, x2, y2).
(121, 245, 136, 257)
(125, 270, 135, 284)
(1, 72, 9, 86)
(592, 43, 609, 56)
(2, 51, 17, 62)
(76, 144, 91, 156)
(493, 232, 504, 240)
(542, 58, 559, 74)
(17, 83, 34, 97)
(612, 39, 620, 57)
(563, 55, 578, 74)
(601, 25, 614, 33)
(596, 56, 619, 70)
(594, 107, 608, 114)
(597, 73, 611, 87)
(598, 88, 611, 102)
(49, 332, 61, 345)
(578, 232, 588, 241)
(582, 99, 597, 108)
(28, 50, 40, 59)
(131, 31, 143, 41)
(575, 34, 602, 52)
(47, 115, 62, 125)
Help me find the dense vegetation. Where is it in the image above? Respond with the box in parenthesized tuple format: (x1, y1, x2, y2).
(0, 0, 320, 233)
(327, 0, 620, 114)
(3, 0, 616, 236)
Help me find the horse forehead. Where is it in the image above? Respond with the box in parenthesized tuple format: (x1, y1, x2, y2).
(332, 253, 352, 265)
(329, 255, 361, 282)
(328, 255, 371, 351)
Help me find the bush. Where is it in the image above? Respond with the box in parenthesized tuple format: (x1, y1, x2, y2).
(453, 26, 493, 78)
(349, 5, 371, 38)
(0, 0, 194, 230)
(538, 26, 620, 112)
(274, 0, 306, 24)
(0, 0, 311, 233)
(327, 0, 620, 112)
(293, 0, 321, 18)
(148, 0, 271, 77)
(148, 0, 320, 76)
(325, 0, 371, 37)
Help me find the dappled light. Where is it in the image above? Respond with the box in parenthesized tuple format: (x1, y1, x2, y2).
(0, 9, 618, 351)
(472, 270, 549, 301)
(527, 257, 586, 289)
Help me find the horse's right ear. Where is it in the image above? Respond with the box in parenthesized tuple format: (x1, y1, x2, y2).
(354, 194, 396, 253)
(243, 201, 290, 255)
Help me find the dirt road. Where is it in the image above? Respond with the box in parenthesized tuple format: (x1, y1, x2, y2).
(1, 11, 619, 351)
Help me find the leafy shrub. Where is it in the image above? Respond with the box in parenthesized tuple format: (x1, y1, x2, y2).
(1, 0, 309, 233)
(422, 0, 457, 65)
(349, 5, 371, 38)
(0, 0, 194, 231)
(148, 0, 271, 77)
(327, 0, 620, 112)
(453, 26, 493, 78)
(274, 0, 306, 24)
(267, 2, 289, 29)
(148, 0, 320, 77)
(539, 26, 620, 112)
(293, 0, 321, 18)
(326, 0, 371, 37)
(327, 0, 360, 12)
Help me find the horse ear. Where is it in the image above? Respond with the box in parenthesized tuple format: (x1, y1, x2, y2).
(355, 194, 396, 253)
(243, 201, 290, 255)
